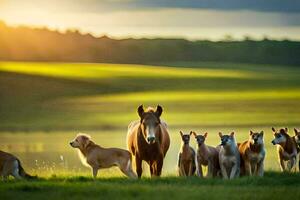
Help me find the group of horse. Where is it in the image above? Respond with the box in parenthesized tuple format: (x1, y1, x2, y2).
(127, 105, 300, 179)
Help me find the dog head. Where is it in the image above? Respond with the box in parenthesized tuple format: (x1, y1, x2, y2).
(192, 131, 207, 146)
(180, 131, 191, 145)
(294, 128, 300, 146)
(271, 127, 288, 145)
(70, 133, 91, 149)
(219, 132, 235, 147)
(249, 130, 264, 145)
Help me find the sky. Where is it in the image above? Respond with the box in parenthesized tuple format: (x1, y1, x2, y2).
(0, 0, 300, 41)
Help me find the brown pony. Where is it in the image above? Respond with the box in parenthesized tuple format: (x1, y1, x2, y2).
(127, 105, 170, 178)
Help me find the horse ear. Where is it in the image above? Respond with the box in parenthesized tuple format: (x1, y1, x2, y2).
(137, 105, 144, 119)
(294, 128, 298, 135)
(155, 105, 163, 118)
(230, 132, 235, 137)
(180, 131, 184, 137)
(285, 127, 288, 133)
(189, 131, 193, 136)
(271, 127, 276, 132)
(204, 132, 208, 138)
(249, 130, 253, 135)
(218, 132, 223, 138)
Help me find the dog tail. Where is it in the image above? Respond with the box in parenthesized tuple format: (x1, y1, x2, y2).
(126, 153, 137, 179)
(17, 159, 37, 179)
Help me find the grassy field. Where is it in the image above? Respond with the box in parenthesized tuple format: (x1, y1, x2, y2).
(0, 61, 300, 199)
(1, 61, 300, 131)
(1, 172, 300, 200)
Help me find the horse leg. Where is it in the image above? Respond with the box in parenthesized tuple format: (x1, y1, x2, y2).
(149, 161, 156, 177)
(135, 155, 143, 178)
(155, 156, 164, 177)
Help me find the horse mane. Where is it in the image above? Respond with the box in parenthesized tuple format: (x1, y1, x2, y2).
(145, 107, 155, 112)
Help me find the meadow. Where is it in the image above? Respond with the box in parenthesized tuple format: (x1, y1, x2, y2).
(0, 61, 300, 199)
(1, 172, 300, 200)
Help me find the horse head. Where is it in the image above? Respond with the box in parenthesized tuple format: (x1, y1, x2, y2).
(137, 105, 163, 144)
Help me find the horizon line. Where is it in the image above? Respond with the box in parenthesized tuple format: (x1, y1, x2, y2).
(1, 20, 300, 42)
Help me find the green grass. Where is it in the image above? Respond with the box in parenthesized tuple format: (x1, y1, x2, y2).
(1, 61, 300, 131)
(1, 172, 300, 200)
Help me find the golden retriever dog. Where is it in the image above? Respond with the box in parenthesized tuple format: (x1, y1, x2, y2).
(238, 131, 265, 176)
(70, 133, 137, 179)
(0, 150, 36, 180)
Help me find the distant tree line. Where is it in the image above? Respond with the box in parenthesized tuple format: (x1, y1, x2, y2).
(0, 21, 299, 66)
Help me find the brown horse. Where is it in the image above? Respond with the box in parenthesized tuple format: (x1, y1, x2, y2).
(127, 105, 170, 178)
